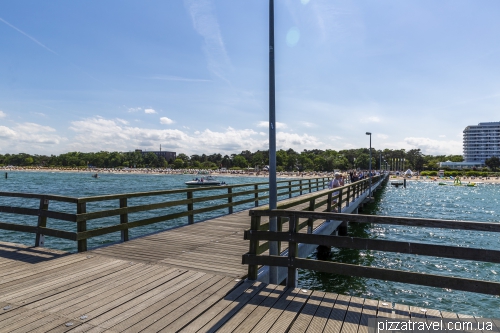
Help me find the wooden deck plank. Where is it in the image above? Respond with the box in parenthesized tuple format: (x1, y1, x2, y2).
(323, 294, 351, 333)
(158, 278, 243, 332)
(26, 263, 161, 313)
(287, 290, 326, 333)
(132, 276, 235, 332)
(339, 296, 364, 333)
(358, 298, 378, 333)
(2, 259, 127, 304)
(267, 288, 313, 333)
(376, 300, 393, 318)
(215, 284, 285, 333)
(61, 267, 184, 320)
(176, 280, 259, 333)
(306, 292, 338, 333)
(86, 270, 205, 329)
(248, 288, 306, 333)
(393, 303, 410, 318)
(184, 281, 270, 333)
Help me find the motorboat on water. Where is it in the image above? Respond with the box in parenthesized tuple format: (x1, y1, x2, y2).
(185, 176, 226, 186)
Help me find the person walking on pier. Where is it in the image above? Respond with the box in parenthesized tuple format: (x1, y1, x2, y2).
(329, 172, 344, 212)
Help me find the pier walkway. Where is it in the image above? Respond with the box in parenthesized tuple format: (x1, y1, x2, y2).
(1, 175, 483, 332)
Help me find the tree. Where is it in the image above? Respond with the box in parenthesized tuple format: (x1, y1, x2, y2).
(232, 155, 248, 168)
(173, 158, 185, 169)
(485, 156, 500, 171)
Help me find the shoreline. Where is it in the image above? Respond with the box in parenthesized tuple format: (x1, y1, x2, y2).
(391, 175, 500, 184)
(0, 166, 335, 180)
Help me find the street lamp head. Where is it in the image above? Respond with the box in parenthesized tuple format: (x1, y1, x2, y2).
(366, 132, 371, 135)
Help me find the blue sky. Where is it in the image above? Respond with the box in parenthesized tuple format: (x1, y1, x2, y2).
(1, 0, 500, 156)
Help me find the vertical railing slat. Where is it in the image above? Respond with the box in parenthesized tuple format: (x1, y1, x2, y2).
(187, 191, 194, 224)
(120, 198, 129, 242)
(77, 202, 87, 252)
(35, 197, 49, 247)
(287, 214, 298, 288)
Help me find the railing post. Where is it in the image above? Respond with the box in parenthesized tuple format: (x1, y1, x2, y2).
(309, 179, 312, 193)
(337, 189, 343, 213)
(288, 181, 292, 198)
(346, 185, 351, 206)
(287, 214, 297, 288)
(187, 191, 194, 224)
(228, 187, 233, 214)
(77, 202, 87, 252)
(254, 184, 259, 207)
(316, 178, 319, 191)
(327, 192, 332, 212)
(120, 198, 129, 242)
(35, 197, 49, 247)
(248, 215, 261, 280)
(308, 199, 315, 233)
(299, 180, 303, 195)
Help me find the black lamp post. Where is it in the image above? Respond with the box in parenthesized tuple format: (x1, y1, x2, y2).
(366, 132, 372, 197)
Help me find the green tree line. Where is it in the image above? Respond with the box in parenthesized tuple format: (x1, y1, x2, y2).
(0, 148, 484, 172)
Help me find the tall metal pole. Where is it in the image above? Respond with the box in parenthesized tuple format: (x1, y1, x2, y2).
(268, 0, 278, 285)
(366, 132, 372, 197)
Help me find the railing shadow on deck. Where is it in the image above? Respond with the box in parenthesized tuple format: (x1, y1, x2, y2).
(0, 242, 69, 264)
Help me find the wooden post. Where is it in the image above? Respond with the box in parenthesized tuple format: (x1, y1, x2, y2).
(247, 215, 261, 280)
(308, 198, 315, 233)
(77, 202, 87, 252)
(35, 197, 49, 247)
(338, 221, 348, 236)
(287, 214, 297, 288)
(120, 198, 129, 242)
(299, 180, 303, 195)
(254, 184, 259, 207)
(288, 181, 292, 198)
(327, 192, 332, 212)
(187, 191, 194, 224)
(346, 185, 351, 206)
(337, 189, 343, 213)
(278, 217, 285, 253)
(309, 179, 312, 193)
(316, 178, 319, 191)
(228, 187, 233, 214)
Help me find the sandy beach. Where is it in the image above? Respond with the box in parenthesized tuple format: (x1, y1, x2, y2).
(0, 166, 335, 179)
(390, 175, 500, 184)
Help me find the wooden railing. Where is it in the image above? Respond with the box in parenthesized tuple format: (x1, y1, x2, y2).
(243, 209, 500, 295)
(243, 175, 385, 279)
(0, 177, 333, 252)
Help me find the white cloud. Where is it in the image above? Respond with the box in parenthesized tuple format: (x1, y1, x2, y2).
(377, 134, 389, 139)
(302, 122, 317, 128)
(0, 122, 65, 153)
(116, 118, 129, 125)
(149, 75, 211, 82)
(360, 116, 381, 123)
(128, 107, 142, 113)
(439, 135, 446, 138)
(144, 108, 156, 114)
(184, 0, 232, 82)
(160, 117, 174, 125)
(257, 121, 287, 129)
(0, 126, 16, 138)
(0, 111, 6, 118)
(63, 116, 327, 155)
(404, 137, 462, 155)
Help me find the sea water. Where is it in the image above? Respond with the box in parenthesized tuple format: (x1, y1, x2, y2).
(0, 171, 292, 251)
(299, 180, 500, 318)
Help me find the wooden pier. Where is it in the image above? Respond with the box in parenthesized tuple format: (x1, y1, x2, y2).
(2, 174, 497, 332)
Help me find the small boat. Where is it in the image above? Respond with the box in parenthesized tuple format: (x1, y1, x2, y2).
(185, 176, 225, 186)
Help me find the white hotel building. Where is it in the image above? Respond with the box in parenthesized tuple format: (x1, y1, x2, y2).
(440, 121, 500, 169)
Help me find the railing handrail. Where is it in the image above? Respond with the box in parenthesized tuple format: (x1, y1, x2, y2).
(243, 208, 500, 296)
(0, 176, 334, 251)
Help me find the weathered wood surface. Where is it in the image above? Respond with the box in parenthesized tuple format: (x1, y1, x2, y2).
(0, 242, 463, 333)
